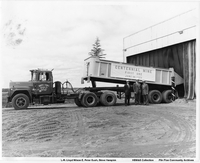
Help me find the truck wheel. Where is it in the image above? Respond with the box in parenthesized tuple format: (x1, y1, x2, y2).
(162, 90, 173, 103)
(148, 90, 162, 104)
(74, 98, 82, 107)
(81, 92, 98, 107)
(12, 93, 30, 110)
(100, 92, 117, 106)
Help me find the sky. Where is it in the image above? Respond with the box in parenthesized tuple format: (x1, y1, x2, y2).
(0, 1, 198, 88)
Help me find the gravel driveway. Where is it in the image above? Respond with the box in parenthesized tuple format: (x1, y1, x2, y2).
(2, 100, 196, 158)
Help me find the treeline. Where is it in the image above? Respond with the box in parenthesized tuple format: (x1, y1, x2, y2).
(2, 88, 9, 92)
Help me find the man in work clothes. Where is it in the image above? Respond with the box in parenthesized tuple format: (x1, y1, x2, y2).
(142, 80, 149, 105)
(124, 80, 131, 106)
(133, 79, 141, 105)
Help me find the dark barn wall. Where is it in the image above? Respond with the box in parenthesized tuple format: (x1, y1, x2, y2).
(127, 40, 196, 99)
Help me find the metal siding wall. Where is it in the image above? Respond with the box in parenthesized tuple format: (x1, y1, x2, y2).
(127, 40, 196, 99)
(124, 9, 197, 59)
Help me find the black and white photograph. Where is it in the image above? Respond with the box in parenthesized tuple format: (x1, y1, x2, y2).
(0, 0, 199, 162)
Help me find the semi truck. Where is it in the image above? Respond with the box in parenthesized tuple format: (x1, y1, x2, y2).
(7, 56, 183, 110)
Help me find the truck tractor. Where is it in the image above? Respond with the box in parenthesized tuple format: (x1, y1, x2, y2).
(7, 69, 80, 110)
(7, 68, 124, 110)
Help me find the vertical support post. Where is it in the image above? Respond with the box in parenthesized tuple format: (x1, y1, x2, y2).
(171, 76, 176, 101)
(160, 70, 163, 84)
(98, 62, 101, 76)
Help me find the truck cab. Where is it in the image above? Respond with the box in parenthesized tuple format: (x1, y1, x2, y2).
(30, 69, 53, 95)
(7, 69, 59, 110)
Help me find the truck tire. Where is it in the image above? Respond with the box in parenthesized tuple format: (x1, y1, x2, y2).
(74, 98, 82, 107)
(162, 90, 173, 103)
(100, 92, 117, 106)
(81, 92, 98, 107)
(148, 90, 162, 104)
(12, 93, 30, 110)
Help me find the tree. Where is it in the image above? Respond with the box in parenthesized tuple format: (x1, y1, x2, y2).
(88, 37, 106, 58)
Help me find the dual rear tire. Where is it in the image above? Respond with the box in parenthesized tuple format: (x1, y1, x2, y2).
(148, 90, 162, 104)
(78, 91, 117, 107)
(148, 90, 173, 104)
(162, 90, 173, 103)
(81, 92, 98, 107)
(100, 92, 117, 106)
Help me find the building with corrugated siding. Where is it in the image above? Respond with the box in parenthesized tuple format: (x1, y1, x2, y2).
(123, 9, 198, 99)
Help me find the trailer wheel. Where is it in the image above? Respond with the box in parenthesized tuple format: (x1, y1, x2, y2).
(81, 92, 98, 107)
(162, 90, 173, 103)
(148, 90, 162, 104)
(74, 98, 82, 107)
(12, 93, 30, 110)
(100, 92, 117, 106)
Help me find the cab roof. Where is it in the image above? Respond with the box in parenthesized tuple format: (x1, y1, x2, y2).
(30, 69, 53, 73)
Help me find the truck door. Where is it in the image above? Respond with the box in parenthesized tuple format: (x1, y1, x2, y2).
(34, 72, 53, 95)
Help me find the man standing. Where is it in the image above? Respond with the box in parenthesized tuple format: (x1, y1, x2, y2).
(133, 79, 141, 105)
(142, 80, 149, 105)
(124, 80, 131, 106)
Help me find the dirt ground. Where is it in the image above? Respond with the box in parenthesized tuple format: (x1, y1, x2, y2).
(2, 99, 196, 158)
